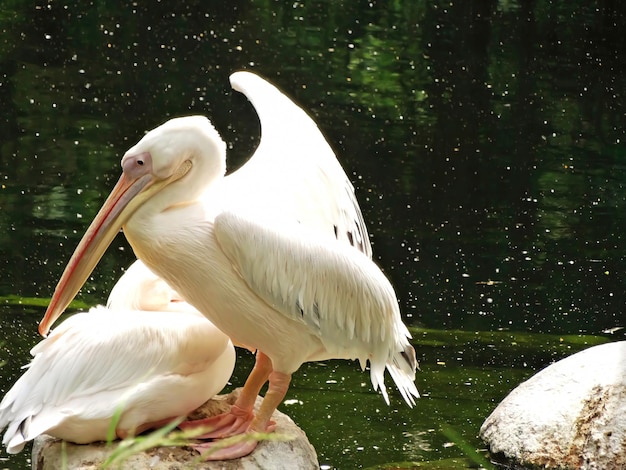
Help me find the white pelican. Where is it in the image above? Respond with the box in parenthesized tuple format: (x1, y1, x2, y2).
(0, 260, 235, 454)
(38, 71, 419, 459)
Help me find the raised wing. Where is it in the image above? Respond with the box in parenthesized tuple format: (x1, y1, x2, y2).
(222, 71, 371, 258)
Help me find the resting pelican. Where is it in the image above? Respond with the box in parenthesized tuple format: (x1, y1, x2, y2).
(0, 260, 235, 454)
(38, 71, 419, 459)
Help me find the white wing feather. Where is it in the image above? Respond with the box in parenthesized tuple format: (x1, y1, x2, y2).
(218, 72, 417, 405)
(0, 307, 208, 452)
(214, 211, 418, 405)
(223, 71, 371, 257)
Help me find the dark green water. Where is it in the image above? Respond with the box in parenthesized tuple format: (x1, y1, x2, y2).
(1, 1, 625, 468)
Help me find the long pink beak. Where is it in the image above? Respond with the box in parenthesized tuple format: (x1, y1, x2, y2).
(39, 170, 153, 336)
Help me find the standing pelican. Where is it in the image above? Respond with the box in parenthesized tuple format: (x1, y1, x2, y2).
(0, 260, 235, 454)
(38, 71, 419, 459)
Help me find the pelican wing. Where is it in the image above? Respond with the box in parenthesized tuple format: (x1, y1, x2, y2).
(214, 212, 405, 354)
(223, 71, 371, 258)
(0, 307, 223, 452)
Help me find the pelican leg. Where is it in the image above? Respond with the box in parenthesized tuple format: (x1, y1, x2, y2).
(249, 369, 290, 432)
(197, 369, 291, 461)
(179, 351, 273, 439)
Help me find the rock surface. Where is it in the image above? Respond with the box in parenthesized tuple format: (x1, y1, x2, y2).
(480, 341, 626, 470)
(32, 388, 318, 470)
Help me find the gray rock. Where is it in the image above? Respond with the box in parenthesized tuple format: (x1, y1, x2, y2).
(480, 341, 626, 470)
(32, 388, 318, 469)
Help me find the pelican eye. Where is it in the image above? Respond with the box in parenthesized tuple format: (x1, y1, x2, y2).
(121, 152, 152, 177)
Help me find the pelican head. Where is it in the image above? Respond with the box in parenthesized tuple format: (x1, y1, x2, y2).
(105, 260, 171, 311)
(39, 116, 226, 336)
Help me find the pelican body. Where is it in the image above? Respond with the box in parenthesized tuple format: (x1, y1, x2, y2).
(0, 260, 235, 454)
(39, 71, 419, 459)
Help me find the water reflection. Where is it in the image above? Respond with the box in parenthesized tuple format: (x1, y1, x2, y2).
(1, 1, 625, 468)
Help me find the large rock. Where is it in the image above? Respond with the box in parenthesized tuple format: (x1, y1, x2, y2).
(480, 341, 626, 469)
(32, 388, 318, 470)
